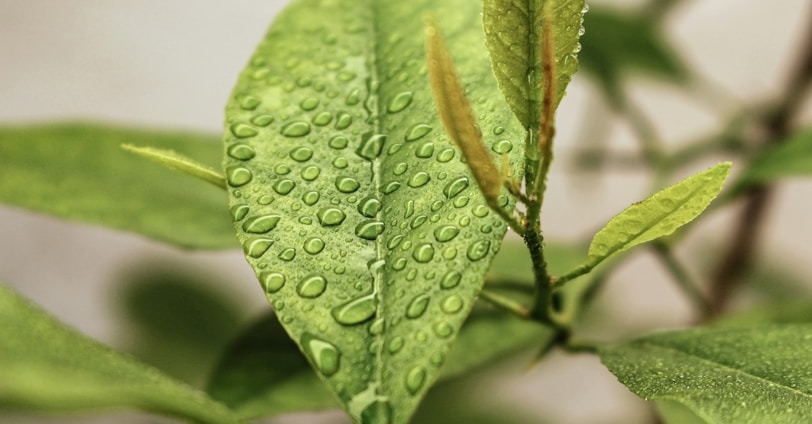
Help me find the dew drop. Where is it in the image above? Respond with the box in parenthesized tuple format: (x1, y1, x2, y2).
(230, 123, 258, 138)
(329, 135, 349, 150)
(303, 237, 326, 254)
(437, 148, 455, 163)
(355, 221, 385, 240)
(387, 234, 404, 250)
(441, 295, 464, 314)
(281, 121, 312, 137)
(443, 177, 469, 198)
(278, 248, 296, 261)
(387, 91, 413, 113)
(388, 336, 404, 353)
(230, 204, 249, 221)
(290, 146, 314, 162)
(336, 176, 361, 193)
(405, 294, 430, 319)
(358, 196, 382, 218)
(227, 143, 256, 160)
(312, 111, 333, 126)
(346, 88, 361, 105)
(297, 275, 327, 298)
(407, 172, 431, 188)
(404, 124, 432, 142)
(360, 400, 393, 424)
(412, 244, 435, 263)
(492, 140, 513, 153)
(357, 134, 386, 160)
(433, 322, 454, 338)
(453, 196, 470, 208)
(472, 205, 489, 217)
(318, 208, 347, 226)
(332, 293, 377, 325)
(430, 352, 446, 367)
(335, 112, 352, 130)
(415, 142, 435, 158)
(493, 126, 505, 135)
(405, 366, 427, 395)
(301, 165, 321, 181)
(302, 333, 341, 376)
(260, 271, 285, 293)
(381, 181, 401, 194)
(242, 214, 281, 233)
(466, 240, 491, 261)
(440, 271, 462, 289)
(226, 166, 253, 187)
(392, 257, 407, 270)
(274, 164, 291, 175)
(251, 115, 274, 127)
(433, 225, 460, 242)
(303, 190, 320, 206)
(244, 238, 273, 258)
(238, 95, 260, 110)
(300, 97, 320, 111)
(273, 179, 296, 195)
(369, 318, 384, 335)
(332, 157, 349, 169)
(410, 215, 428, 229)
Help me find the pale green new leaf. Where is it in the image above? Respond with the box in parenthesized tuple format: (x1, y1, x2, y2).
(482, 0, 586, 128)
(0, 122, 235, 249)
(564, 162, 730, 279)
(601, 325, 812, 424)
(222, 0, 524, 423)
(732, 127, 812, 194)
(0, 283, 238, 424)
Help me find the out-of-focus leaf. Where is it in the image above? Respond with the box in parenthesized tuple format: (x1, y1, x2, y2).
(0, 122, 235, 249)
(714, 300, 812, 328)
(0, 283, 238, 424)
(732, 127, 812, 194)
(656, 400, 709, 424)
(601, 325, 812, 424)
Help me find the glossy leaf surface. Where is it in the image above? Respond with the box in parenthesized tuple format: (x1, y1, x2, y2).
(581, 162, 730, 272)
(601, 325, 812, 424)
(482, 0, 586, 128)
(0, 283, 238, 424)
(0, 122, 234, 249)
(222, 0, 524, 422)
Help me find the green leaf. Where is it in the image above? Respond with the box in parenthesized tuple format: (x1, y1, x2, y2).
(482, 0, 586, 128)
(562, 162, 731, 281)
(122, 144, 226, 189)
(732, 127, 812, 193)
(600, 325, 812, 424)
(656, 400, 709, 424)
(0, 122, 235, 249)
(0, 283, 238, 424)
(206, 306, 551, 420)
(222, 0, 524, 422)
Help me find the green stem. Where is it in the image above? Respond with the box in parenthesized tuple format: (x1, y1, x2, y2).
(651, 241, 712, 318)
(479, 289, 531, 319)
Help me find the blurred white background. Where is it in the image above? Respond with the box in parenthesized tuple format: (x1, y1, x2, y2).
(1, 1, 811, 423)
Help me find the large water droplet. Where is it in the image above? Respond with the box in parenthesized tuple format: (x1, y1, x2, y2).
(238, 95, 260, 110)
(440, 271, 462, 289)
(405, 366, 427, 395)
(230, 123, 258, 138)
(404, 124, 432, 142)
(336, 176, 361, 193)
(387, 91, 413, 113)
(290, 146, 314, 162)
(437, 148, 455, 163)
(300, 97, 320, 111)
(405, 294, 430, 319)
(415, 142, 435, 158)
(355, 221, 385, 240)
(251, 115, 274, 127)
(443, 177, 469, 198)
(441, 295, 464, 314)
(244, 238, 273, 258)
(357, 134, 386, 160)
(278, 248, 296, 261)
(387, 235, 404, 250)
(227, 166, 253, 187)
(242, 214, 281, 233)
(387, 336, 404, 353)
(358, 196, 381, 218)
(492, 140, 513, 153)
(230, 204, 249, 221)
(433, 322, 454, 338)
(346, 88, 361, 105)
(281, 121, 312, 137)
(227, 143, 256, 160)
(312, 111, 334, 126)
(273, 179, 296, 195)
(302, 333, 340, 376)
(466, 240, 491, 261)
(303, 191, 320, 206)
(381, 181, 401, 194)
(433, 225, 460, 242)
(335, 112, 352, 130)
(260, 271, 285, 293)
(412, 244, 435, 263)
(360, 400, 393, 424)
(297, 275, 327, 298)
(318, 208, 347, 226)
(329, 135, 349, 150)
(303, 237, 325, 255)
(408, 172, 430, 188)
(301, 165, 321, 181)
(332, 293, 377, 325)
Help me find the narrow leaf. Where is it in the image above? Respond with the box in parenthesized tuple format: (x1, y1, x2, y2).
(732, 127, 812, 193)
(0, 283, 238, 424)
(122, 144, 226, 189)
(0, 122, 235, 249)
(482, 0, 586, 128)
(571, 162, 731, 276)
(600, 325, 812, 424)
(222, 1, 524, 423)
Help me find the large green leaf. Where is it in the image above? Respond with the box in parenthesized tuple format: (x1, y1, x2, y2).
(221, 1, 525, 422)
(482, 0, 586, 128)
(732, 127, 812, 194)
(0, 122, 235, 249)
(0, 283, 238, 423)
(600, 325, 812, 424)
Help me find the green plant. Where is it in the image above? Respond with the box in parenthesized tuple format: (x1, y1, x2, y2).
(2, 0, 812, 423)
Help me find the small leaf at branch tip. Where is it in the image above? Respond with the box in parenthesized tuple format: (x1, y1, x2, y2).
(122, 144, 227, 189)
(425, 17, 501, 204)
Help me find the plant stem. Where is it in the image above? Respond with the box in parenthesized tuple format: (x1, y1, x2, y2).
(478, 289, 531, 319)
(651, 241, 712, 319)
(710, 9, 812, 314)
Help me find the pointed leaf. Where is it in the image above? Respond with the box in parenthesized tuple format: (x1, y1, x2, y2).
(732, 127, 812, 193)
(580, 162, 730, 273)
(600, 325, 812, 424)
(122, 144, 226, 189)
(0, 122, 235, 249)
(0, 283, 238, 424)
(482, 0, 586, 128)
(222, 0, 524, 423)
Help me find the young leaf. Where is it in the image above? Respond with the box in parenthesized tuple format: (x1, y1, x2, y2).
(731, 127, 812, 194)
(0, 122, 235, 249)
(600, 324, 812, 424)
(222, 0, 524, 423)
(122, 144, 226, 189)
(482, 0, 586, 128)
(0, 283, 238, 424)
(559, 162, 731, 282)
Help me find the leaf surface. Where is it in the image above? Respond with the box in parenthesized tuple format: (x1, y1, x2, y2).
(482, 0, 586, 128)
(732, 127, 812, 193)
(222, 0, 524, 422)
(0, 122, 234, 249)
(600, 325, 812, 424)
(580, 162, 730, 272)
(0, 283, 238, 424)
